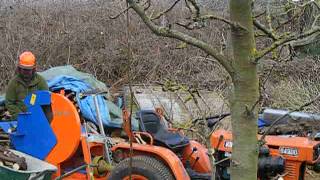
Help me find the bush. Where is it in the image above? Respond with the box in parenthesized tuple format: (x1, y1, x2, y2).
(269, 78, 320, 113)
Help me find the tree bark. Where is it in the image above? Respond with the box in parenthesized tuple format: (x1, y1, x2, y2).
(229, 0, 259, 180)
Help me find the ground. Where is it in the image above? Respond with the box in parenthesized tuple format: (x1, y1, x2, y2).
(306, 172, 320, 180)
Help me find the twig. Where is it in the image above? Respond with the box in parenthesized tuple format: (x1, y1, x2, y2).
(262, 64, 275, 88)
(67, 45, 71, 65)
(271, 172, 289, 180)
(266, 0, 274, 34)
(150, 0, 181, 20)
(176, 21, 194, 30)
(109, 6, 132, 19)
(213, 157, 230, 166)
(195, 90, 211, 113)
(275, 12, 301, 31)
(306, 168, 315, 177)
(200, 14, 247, 31)
(207, 112, 230, 139)
(312, 14, 320, 28)
(254, 26, 320, 62)
(259, 64, 275, 109)
(290, 0, 320, 10)
(127, 0, 234, 75)
(185, 0, 200, 20)
(253, 10, 266, 18)
(144, 0, 151, 11)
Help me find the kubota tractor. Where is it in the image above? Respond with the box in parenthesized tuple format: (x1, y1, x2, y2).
(210, 126, 320, 180)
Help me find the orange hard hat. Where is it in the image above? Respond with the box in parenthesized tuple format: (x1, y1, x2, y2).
(19, 51, 36, 69)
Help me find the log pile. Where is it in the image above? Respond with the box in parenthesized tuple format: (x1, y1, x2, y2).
(0, 145, 27, 170)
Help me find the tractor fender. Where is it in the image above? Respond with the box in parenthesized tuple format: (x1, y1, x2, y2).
(112, 143, 190, 180)
(182, 140, 212, 173)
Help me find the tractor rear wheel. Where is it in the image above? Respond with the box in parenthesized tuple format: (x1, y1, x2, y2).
(108, 155, 175, 180)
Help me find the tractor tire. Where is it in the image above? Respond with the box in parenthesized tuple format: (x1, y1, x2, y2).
(108, 155, 175, 180)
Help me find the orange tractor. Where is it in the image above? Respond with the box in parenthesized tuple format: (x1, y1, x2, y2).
(210, 123, 320, 180)
(7, 90, 212, 180)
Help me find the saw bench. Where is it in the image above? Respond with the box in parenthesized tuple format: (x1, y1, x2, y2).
(8, 90, 112, 180)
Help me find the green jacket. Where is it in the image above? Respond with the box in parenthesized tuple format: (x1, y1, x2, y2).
(5, 73, 48, 119)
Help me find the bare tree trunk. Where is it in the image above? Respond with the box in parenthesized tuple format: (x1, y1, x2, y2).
(229, 0, 259, 180)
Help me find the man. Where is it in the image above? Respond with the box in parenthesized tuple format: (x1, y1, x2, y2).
(5, 51, 48, 119)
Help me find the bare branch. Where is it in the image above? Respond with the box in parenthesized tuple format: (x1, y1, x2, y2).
(254, 26, 320, 62)
(253, 10, 266, 19)
(290, 0, 320, 10)
(185, 0, 200, 20)
(144, 0, 151, 11)
(291, 31, 320, 47)
(213, 157, 231, 166)
(266, 0, 274, 33)
(175, 21, 194, 30)
(150, 0, 182, 20)
(312, 14, 320, 28)
(200, 14, 247, 30)
(176, 14, 247, 31)
(289, 14, 320, 46)
(109, 6, 132, 19)
(253, 19, 278, 40)
(315, 1, 320, 10)
(274, 12, 301, 31)
(259, 64, 275, 108)
(110, 0, 152, 19)
(127, 0, 234, 75)
(275, 44, 295, 62)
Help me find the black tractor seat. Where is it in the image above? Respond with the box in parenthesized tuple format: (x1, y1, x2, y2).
(136, 110, 189, 151)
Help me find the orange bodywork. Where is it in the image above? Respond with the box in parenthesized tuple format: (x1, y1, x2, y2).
(181, 140, 211, 173)
(211, 129, 320, 180)
(123, 174, 148, 180)
(46, 93, 81, 168)
(44, 93, 108, 180)
(112, 142, 191, 180)
(53, 173, 106, 180)
(122, 109, 134, 140)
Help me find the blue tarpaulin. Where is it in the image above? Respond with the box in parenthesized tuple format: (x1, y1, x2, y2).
(39, 65, 107, 91)
(48, 75, 92, 93)
(0, 96, 4, 106)
(39, 65, 139, 129)
(258, 118, 270, 128)
(46, 75, 138, 129)
(48, 76, 110, 126)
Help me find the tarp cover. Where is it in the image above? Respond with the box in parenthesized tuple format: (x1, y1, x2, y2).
(39, 65, 108, 91)
(45, 72, 138, 129)
(0, 96, 4, 106)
